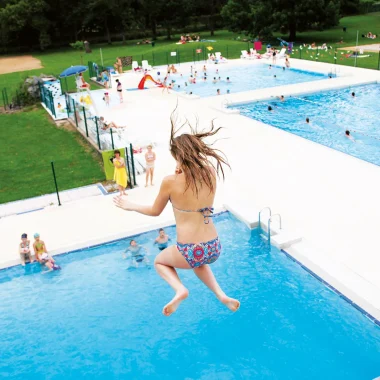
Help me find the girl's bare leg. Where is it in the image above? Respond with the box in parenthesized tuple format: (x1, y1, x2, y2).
(145, 170, 149, 187)
(150, 168, 154, 185)
(154, 246, 191, 316)
(193, 265, 240, 312)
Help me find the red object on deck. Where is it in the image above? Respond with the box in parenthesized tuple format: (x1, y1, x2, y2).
(254, 41, 262, 51)
(138, 75, 163, 89)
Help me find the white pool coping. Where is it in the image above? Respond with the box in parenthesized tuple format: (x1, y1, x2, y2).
(1, 58, 380, 323)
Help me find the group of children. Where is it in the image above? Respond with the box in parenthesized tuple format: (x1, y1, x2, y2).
(19, 233, 60, 271)
(19, 228, 171, 271)
(122, 228, 170, 268)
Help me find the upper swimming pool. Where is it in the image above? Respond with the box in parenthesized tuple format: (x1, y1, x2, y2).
(169, 63, 328, 97)
(1, 212, 379, 379)
(233, 83, 380, 166)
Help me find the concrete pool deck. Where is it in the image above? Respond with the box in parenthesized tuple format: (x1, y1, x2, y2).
(1, 58, 380, 320)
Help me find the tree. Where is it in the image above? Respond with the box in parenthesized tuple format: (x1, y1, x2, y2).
(221, 0, 340, 41)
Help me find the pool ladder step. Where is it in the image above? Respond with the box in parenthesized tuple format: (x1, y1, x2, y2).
(258, 207, 282, 245)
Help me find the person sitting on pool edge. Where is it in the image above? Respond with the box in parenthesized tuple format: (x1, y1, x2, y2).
(19, 233, 34, 266)
(123, 240, 149, 267)
(33, 233, 60, 271)
(154, 228, 171, 251)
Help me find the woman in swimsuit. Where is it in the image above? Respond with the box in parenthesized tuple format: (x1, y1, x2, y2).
(114, 112, 240, 316)
(145, 145, 156, 187)
(115, 79, 123, 103)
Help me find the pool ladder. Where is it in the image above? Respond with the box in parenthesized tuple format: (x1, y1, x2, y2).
(258, 207, 282, 245)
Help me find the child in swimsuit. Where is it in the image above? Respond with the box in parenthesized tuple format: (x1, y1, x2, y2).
(154, 228, 171, 250)
(114, 115, 240, 317)
(123, 240, 149, 267)
(145, 145, 156, 187)
(33, 233, 60, 271)
(19, 233, 34, 266)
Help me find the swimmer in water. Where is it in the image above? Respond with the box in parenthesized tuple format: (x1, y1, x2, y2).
(277, 95, 285, 101)
(345, 130, 355, 142)
(268, 105, 273, 111)
(212, 77, 217, 84)
(351, 92, 355, 97)
(154, 228, 171, 251)
(273, 75, 277, 78)
(217, 89, 220, 95)
(306, 117, 310, 124)
(269, 65, 272, 69)
(123, 240, 149, 267)
(227, 89, 230, 94)
(226, 77, 231, 83)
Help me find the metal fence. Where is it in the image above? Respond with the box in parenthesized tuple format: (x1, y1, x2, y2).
(39, 83, 57, 118)
(1, 87, 24, 110)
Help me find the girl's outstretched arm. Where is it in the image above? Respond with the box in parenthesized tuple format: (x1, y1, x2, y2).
(114, 177, 172, 216)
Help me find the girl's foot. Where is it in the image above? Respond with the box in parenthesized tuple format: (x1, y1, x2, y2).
(219, 295, 240, 312)
(145, 184, 148, 187)
(163, 287, 189, 316)
(151, 183, 154, 186)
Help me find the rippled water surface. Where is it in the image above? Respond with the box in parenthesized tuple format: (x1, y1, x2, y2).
(1, 212, 380, 379)
(234, 83, 380, 166)
(169, 64, 327, 97)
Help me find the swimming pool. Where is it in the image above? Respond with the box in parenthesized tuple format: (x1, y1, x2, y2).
(1, 212, 380, 379)
(233, 83, 380, 166)
(169, 63, 328, 97)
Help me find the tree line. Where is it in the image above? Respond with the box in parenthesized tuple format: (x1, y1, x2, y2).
(0, 0, 362, 52)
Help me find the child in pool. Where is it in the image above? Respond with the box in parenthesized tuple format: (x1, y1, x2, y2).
(123, 240, 149, 267)
(154, 228, 171, 250)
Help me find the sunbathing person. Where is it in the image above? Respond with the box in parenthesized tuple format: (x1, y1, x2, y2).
(99, 116, 122, 130)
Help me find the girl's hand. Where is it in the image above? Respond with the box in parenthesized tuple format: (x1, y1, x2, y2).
(114, 196, 135, 211)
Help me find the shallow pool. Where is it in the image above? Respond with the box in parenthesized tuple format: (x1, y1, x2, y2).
(233, 83, 380, 166)
(1, 212, 380, 379)
(166, 63, 328, 97)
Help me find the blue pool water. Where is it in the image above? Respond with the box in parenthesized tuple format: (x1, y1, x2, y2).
(1, 212, 380, 379)
(167, 64, 327, 97)
(233, 83, 380, 166)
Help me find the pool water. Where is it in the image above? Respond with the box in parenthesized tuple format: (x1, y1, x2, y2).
(168, 64, 327, 97)
(1, 212, 380, 379)
(233, 83, 380, 166)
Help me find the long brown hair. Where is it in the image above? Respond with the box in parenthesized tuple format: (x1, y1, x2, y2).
(170, 110, 230, 196)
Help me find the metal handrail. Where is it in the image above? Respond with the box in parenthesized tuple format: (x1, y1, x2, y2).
(258, 207, 272, 228)
(268, 213, 282, 245)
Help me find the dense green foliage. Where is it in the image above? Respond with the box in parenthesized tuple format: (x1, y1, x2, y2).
(0, 0, 365, 52)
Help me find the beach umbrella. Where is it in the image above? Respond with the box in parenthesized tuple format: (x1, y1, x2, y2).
(59, 65, 88, 78)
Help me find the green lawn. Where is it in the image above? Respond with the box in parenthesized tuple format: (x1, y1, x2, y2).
(0, 107, 105, 204)
(1, 13, 379, 105)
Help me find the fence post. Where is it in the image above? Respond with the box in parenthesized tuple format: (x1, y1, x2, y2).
(166, 52, 169, 65)
(378, 49, 380, 70)
(227, 45, 229, 59)
(51, 161, 61, 206)
(299, 48, 301, 59)
(49, 90, 56, 118)
(82, 106, 89, 137)
(334, 49, 337, 64)
(95, 116, 101, 150)
(130, 143, 137, 186)
(72, 100, 78, 128)
(2, 89, 7, 109)
(152, 52, 155, 66)
(110, 128, 115, 149)
(125, 146, 133, 189)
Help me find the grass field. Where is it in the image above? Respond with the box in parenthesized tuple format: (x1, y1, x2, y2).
(0, 108, 105, 204)
(0, 13, 379, 104)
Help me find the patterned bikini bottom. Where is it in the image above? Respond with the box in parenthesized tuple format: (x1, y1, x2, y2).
(176, 237, 221, 268)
